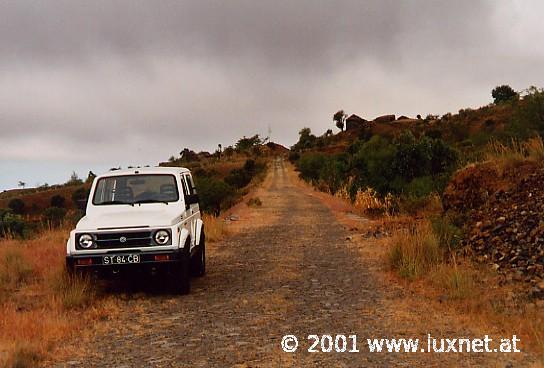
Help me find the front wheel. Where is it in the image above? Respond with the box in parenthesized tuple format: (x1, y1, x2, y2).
(191, 230, 206, 277)
(170, 242, 191, 295)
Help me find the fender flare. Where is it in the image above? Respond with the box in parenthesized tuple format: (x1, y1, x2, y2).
(195, 218, 204, 245)
(178, 227, 190, 249)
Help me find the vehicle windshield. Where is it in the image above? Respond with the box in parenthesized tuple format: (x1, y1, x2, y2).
(92, 174, 179, 205)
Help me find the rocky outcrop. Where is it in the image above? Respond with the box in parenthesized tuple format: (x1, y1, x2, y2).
(373, 114, 395, 123)
(345, 114, 368, 131)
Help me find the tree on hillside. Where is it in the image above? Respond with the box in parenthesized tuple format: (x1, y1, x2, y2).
(333, 110, 347, 131)
(66, 171, 83, 186)
(492, 85, 518, 104)
(510, 86, 544, 137)
(291, 127, 317, 151)
(17, 181, 26, 189)
(235, 135, 263, 152)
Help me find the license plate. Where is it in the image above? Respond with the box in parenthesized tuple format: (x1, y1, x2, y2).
(103, 254, 141, 265)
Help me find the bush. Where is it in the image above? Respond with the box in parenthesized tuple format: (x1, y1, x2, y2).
(195, 177, 235, 215)
(71, 187, 88, 203)
(0, 209, 27, 238)
(492, 85, 518, 104)
(50, 195, 66, 208)
(291, 128, 317, 151)
(42, 207, 67, 227)
(509, 86, 544, 137)
(224, 159, 264, 189)
(296, 152, 327, 183)
(8, 198, 25, 215)
(288, 151, 300, 163)
(430, 215, 463, 252)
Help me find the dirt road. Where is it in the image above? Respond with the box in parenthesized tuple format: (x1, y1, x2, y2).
(53, 159, 531, 367)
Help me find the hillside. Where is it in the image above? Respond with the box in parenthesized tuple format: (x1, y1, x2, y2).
(288, 87, 544, 300)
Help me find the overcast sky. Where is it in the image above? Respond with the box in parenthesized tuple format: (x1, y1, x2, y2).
(1, 1, 543, 190)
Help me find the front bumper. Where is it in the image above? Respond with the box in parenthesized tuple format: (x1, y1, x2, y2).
(66, 249, 184, 273)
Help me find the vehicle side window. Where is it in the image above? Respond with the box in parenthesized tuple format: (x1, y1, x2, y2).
(185, 175, 196, 195)
(180, 175, 190, 198)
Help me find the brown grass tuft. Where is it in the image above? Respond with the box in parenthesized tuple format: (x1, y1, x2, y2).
(485, 136, 544, 175)
(51, 270, 96, 310)
(0, 227, 107, 366)
(388, 222, 442, 279)
(0, 249, 34, 290)
(202, 214, 229, 243)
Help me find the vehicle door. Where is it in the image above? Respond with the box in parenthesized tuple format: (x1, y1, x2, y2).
(181, 174, 198, 250)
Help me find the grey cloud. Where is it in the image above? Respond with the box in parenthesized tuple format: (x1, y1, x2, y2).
(1, 1, 544, 190)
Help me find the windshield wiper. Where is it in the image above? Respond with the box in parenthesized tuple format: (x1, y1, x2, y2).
(133, 199, 169, 206)
(98, 200, 134, 206)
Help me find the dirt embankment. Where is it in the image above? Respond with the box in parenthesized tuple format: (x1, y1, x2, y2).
(443, 161, 544, 297)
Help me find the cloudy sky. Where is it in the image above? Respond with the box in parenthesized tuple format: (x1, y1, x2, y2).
(1, 1, 543, 190)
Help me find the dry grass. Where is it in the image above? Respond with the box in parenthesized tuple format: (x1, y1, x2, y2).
(335, 182, 396, 217)
(430, 263, 475, 300)
(386, 219, 544, 359)
(0, 227, 106, 367)
(202, 214, 230, 243)
(246, 197, 262, 207)
(485, 136, 544, 175)
(388, 222, 442, 279)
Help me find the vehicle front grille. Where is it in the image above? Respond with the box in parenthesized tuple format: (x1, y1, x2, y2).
(95, 231, 153, 248)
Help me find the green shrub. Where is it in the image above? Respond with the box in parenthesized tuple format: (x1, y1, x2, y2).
(8, 198, 25, 215)
(430, 215, 463, 252)
(72, 187, 89, 204)
(194, 177, 235, 215)
(42, 207, 67, 227)
(296, 152, 327, 183)
(492, 85, 518, 104)
(224, 159, 265, 189)
(288, 151, 300, 163)
(50, 194, 66, 208)
(291, 127, 317, 151)
(509, 86, 544, 138)
(0, 209, 27, 238)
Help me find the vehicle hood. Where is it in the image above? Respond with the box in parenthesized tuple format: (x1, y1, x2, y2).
(77, 206, 181, 230)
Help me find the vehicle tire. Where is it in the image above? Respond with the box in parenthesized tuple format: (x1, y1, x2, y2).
(66, 258, 75, 276)
(191, 230, 206, 277)
(171, 240, 191, 295)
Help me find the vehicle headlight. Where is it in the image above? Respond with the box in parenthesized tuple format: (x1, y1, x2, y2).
(154, 230, 171, 245)
(78, 234, 94, 249)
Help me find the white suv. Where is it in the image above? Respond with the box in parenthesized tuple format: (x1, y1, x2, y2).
(66, 167, 205, 294)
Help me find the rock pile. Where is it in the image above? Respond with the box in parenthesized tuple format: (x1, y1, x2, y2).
(446, 162, 544, 298)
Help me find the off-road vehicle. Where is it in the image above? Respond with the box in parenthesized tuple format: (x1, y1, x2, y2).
(66, 167, 205, 294)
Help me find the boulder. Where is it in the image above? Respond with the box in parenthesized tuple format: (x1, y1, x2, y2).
(373, 114, 395, 123)
(345, 114, 368, 131)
